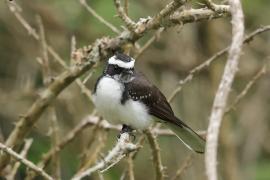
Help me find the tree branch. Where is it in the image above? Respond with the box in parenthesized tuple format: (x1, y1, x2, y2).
(0, 142, 53, 180)
(72, 132, 139, 180)
(127, 154, 135, 180)
(145, 129, 165, 180)
(76, 130, 108, 175)
(6, 139, 33, 180)
(32, 116, 101, 176)
(6, 0, 39, 39)
(203, 0, 229, 13)
(77, 119, 103, 173)
(120, 135, 146, 180)
(169, 25, 270, 102)
(171, 153, 193, 180)
(135, 0, 186, 34)
(114, 0, 136, 32)
(134, 28, 164, 59)
(205, 1, 244, 180)
(225, 65, 267, 113)
(168, 7, 230, 27)
(79, 0, 120, 34)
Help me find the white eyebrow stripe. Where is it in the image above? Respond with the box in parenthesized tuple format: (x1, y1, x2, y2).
(108, 56, 135, 69)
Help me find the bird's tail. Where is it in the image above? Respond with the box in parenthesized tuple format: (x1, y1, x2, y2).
(165, 122, 205, 153)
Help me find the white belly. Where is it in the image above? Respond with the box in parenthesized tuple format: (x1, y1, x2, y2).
(93, 76, 153, 130)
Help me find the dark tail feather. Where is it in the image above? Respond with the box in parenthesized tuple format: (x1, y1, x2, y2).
(165, 122, 205, 153)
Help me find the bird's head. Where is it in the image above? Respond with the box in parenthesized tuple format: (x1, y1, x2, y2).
(105, 53, 135, 82)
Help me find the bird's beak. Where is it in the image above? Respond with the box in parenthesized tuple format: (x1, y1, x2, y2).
(120, 69, 133, 82)
(125, 70, 133, 75)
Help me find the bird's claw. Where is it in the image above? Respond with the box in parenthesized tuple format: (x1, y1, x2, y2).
(117, 124, 136, 142)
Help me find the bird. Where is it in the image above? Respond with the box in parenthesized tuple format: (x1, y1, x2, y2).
(92, 52, 205, 153)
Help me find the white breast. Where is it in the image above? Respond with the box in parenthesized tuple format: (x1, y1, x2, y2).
(93, 76, 153, 130)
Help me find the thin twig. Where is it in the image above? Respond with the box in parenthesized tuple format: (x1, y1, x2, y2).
(120, 135, 146, 180)
(1, 47, 97, 168)
(70, 35, 94, 102)
(37, 116, 101, 171)
(72, 132, 139, 180)
(79, 0, 120, 34)
(171, 153, 193, 180)
(124, 0, 129, 15)
(98, 172, 105, 180)
(7, 0, 94, 104)
(82, 70, 95, 84)
(25, 116, 100, 179)
(76, 79, 94, 102)
(168, 47, 228, 102)
(36, 15, 50, 85)
(225, 65, 267, 113)
(127, 154, 135, 180)
(203, 0, 229, 13)
(77, 119, 103, 173)
(114, 0, 137, 32)
(0, 142, 53, 180)
(168, 25, 270, 102)
(76, 130, 108, 174)
(48, 107, 61, 180)
(145, 129, 165, 180)
(70, 35, 77, 65)
(135, 28, 164, 59)
(6, 0, 39, 39)
(137, 0, 186, 34)
(204, 0, 218, 11)
(205, 1, 244, 180)
(37, 16, 61, 179)
(168, 7, 230, 27)
(6, 139, 33, 180)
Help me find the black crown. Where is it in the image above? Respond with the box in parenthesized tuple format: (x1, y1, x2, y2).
(115, 52, 132, 62)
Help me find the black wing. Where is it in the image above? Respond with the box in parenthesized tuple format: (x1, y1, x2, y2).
(123, 71, 184, 127)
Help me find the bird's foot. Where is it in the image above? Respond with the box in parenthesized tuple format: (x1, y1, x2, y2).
(117, 124, 136, 141)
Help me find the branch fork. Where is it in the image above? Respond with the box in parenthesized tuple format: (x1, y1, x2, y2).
(72, 132, 139, 180)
